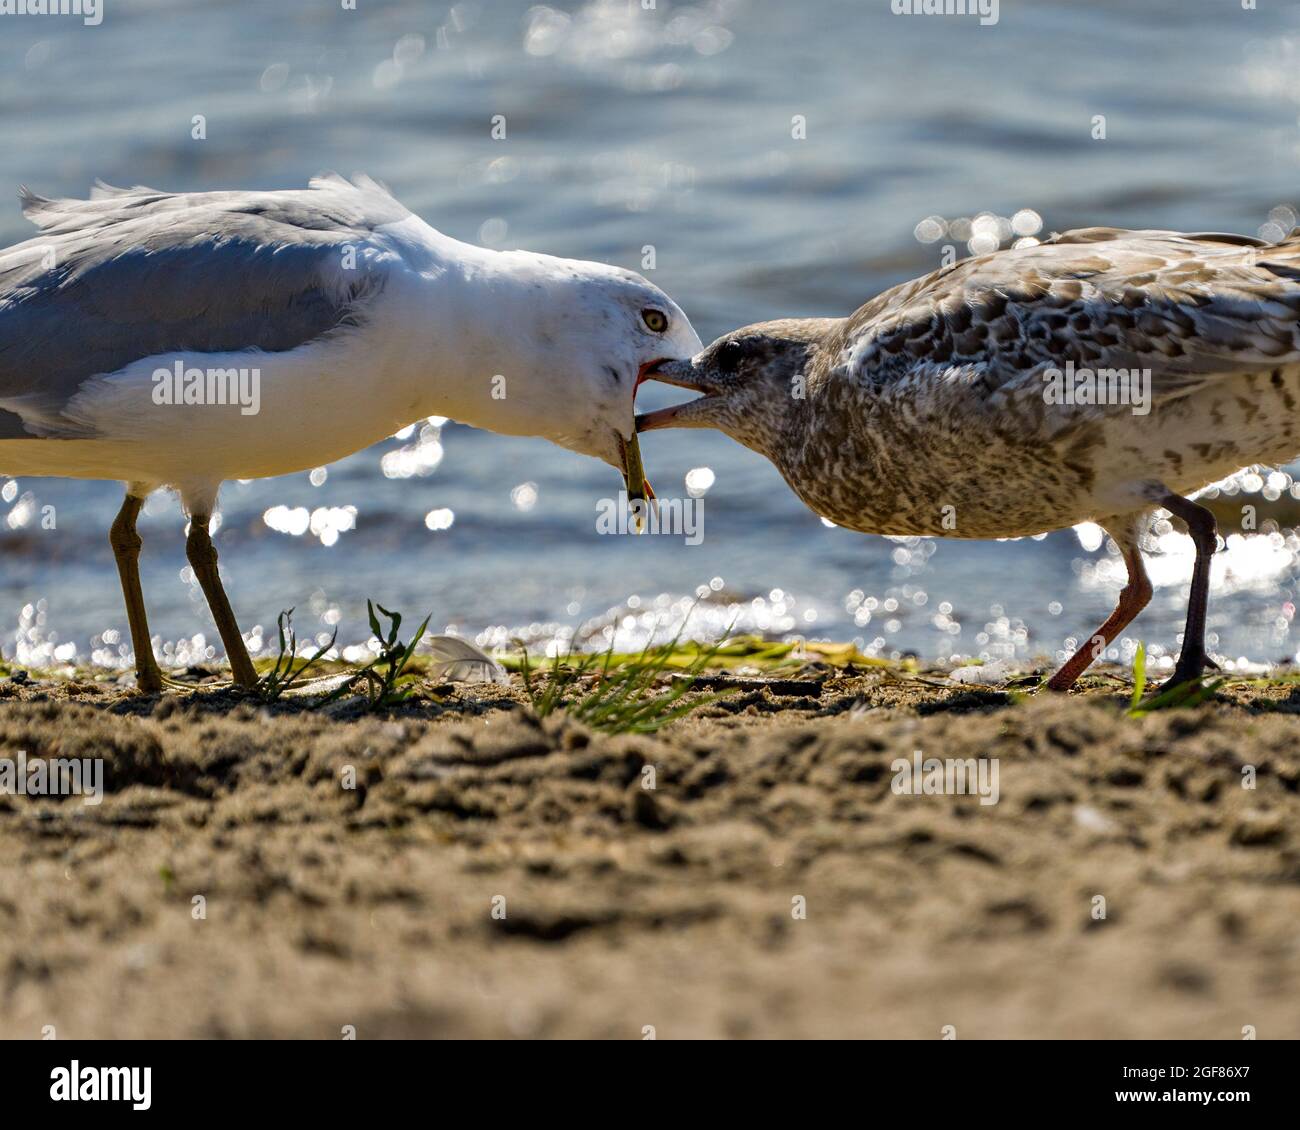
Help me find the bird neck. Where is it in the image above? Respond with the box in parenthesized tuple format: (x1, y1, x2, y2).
(373, 220, 561, 438)
(721, 332, 837, 466)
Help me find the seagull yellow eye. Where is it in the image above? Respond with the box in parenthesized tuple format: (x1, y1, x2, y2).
(641, 308, 668, 333)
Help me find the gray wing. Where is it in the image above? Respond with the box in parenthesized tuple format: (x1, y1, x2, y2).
(0, 173, 407, 438)
(835, 226, 1300, 424)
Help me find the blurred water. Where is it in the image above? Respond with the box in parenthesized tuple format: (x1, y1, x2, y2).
(3, 0, 1300, 674)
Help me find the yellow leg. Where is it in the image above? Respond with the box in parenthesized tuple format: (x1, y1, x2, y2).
(109, 492, 163, 694)
(185, 513, 258, 688)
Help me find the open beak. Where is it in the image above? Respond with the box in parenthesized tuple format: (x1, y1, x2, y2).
(635, 358, 718, 432)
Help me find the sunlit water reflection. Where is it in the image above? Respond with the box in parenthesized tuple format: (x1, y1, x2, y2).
(4, 0, 1300, 675)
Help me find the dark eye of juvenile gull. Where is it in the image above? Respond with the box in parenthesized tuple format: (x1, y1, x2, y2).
(717, 339, 744, 373)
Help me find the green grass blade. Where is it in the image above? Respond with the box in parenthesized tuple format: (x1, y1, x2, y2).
(1128, 642, 1147, 713)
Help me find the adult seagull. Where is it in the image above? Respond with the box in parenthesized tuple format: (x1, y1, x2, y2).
(0, 174, 700, 692)
(639, 225, 1300, 692)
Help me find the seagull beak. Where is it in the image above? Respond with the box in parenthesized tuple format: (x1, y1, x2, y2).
(641, 357, 710, 392)
(614, 360, 669, 518)
(635, 358, 720, 432)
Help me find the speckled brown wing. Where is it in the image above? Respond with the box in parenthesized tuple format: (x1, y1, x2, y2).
(832, 227, 1300, 426)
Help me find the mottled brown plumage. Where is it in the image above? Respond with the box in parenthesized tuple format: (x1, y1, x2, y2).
(639, 226, 1300, 690)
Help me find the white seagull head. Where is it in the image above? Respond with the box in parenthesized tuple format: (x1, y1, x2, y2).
(376, 206, 703, 495)
(486, 252, 701, 478)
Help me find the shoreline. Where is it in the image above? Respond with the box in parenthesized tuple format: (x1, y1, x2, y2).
(0, 662, 1297, 1038)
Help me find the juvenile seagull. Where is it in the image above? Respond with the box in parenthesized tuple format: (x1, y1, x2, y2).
(639, 225, 1300, 690)
(0, 175, 700, 691)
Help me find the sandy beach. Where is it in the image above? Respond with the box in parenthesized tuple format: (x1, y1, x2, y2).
(1, 661, 1296, 1040)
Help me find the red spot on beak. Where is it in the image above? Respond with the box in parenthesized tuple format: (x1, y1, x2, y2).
(636, 358, 667, 391)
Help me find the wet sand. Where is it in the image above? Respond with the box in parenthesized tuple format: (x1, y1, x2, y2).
(0, 665, 1297, 1040)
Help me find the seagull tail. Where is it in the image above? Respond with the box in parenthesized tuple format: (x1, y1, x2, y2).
(309, 171, 404, 210)
(17, 185, 52, 224)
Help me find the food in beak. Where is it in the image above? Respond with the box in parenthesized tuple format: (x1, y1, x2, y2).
(617, 430, 655, 532)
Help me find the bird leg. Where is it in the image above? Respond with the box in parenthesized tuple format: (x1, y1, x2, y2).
(1155, 492, 1218, 689)
(1045, 528, 1152, 691)
(110, 492, 163, 694)
(185, 513, 258, 688)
